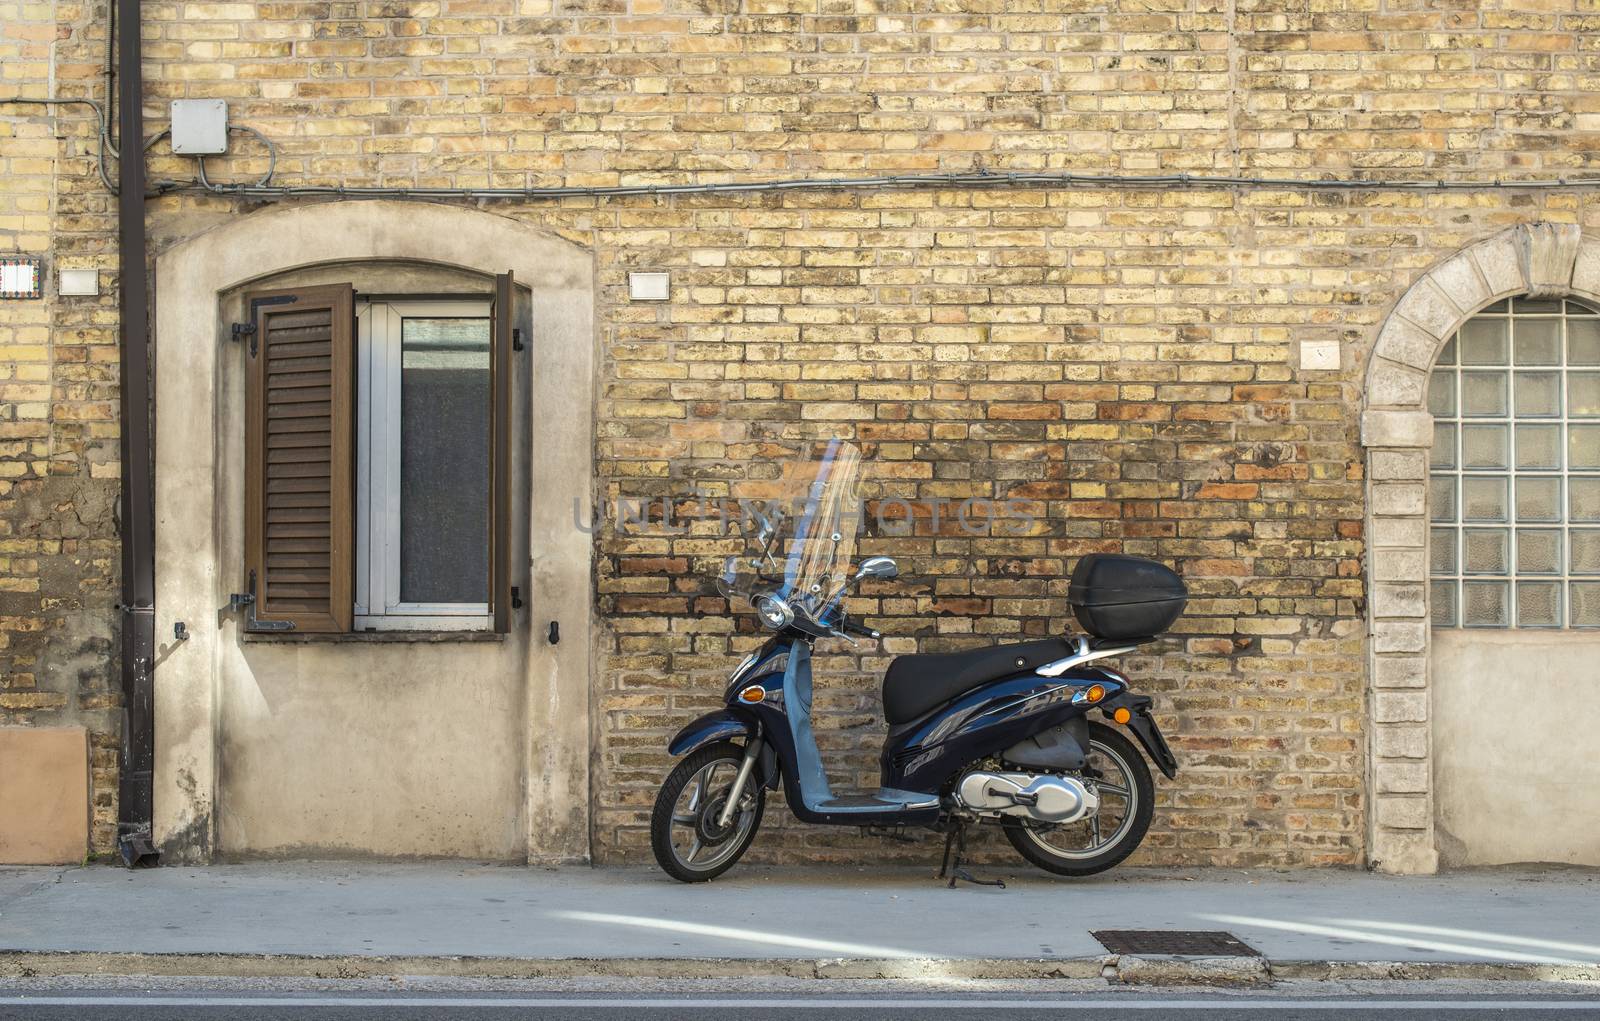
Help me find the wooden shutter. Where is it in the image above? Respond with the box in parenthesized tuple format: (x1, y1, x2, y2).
(491, 271, 514, 633)
(243, 284, 355, 632)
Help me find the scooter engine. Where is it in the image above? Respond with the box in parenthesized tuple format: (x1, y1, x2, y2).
(956, 771, 1099, 825)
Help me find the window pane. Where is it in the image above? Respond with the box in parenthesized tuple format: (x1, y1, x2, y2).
(399, 316, 491, 605)
(1431, 423, 1457, 469)
(1570, 582, 1600, 628)
(1572, 477, 1600, 523)
(1570, 424, 1600, 470)
(1462, 580, 1509, 627)
(1515, 424, 1561, 470)
(1430, 475, 1457, 522)
(1514, 297, 1562, 314)
(1460, 318, 1508, 365)
(1516, 581, 1561, 628)
(1461, 424, 1507, 469)
(1570, 372, 1600, 418)
(1460, 371, 1507, 417)
(1512, 318, 1560, 365)
(1516, 529, 1560, 574)
(1571, 319, 1600, 366)
(1461, 476, 1508, 522)
(1513, 371, 1560, 417)
(1462, 528, 1509, 575)
(1514, 476, 1560, 522)
(1570, 529, 1600, 575)
(1434, 305, 1600, 630)
(1430, 580, 1458, 627)
(1427, 370, 1455, 416)
(1430, 527, 1457, 574)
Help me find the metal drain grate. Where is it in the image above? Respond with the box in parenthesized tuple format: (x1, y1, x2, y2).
(1092, 930, 1260, 957)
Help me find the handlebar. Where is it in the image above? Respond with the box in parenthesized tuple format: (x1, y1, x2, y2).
(838, 616, 881, 640)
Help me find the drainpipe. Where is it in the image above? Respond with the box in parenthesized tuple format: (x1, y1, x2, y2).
(114, 0, 158, 868)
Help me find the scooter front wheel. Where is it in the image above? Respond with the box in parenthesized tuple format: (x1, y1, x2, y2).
(651, 740, 766, 883)
(1002, 722, 1155, 878)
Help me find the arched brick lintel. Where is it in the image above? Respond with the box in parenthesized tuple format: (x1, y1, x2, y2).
(1360, 223, 1600, 875)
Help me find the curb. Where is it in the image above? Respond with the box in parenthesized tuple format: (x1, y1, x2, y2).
(0, 953, 1102, 982)
(2, 951, 1597, 985)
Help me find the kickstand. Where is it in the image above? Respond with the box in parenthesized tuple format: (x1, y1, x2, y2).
(938, 824, 1005, 889)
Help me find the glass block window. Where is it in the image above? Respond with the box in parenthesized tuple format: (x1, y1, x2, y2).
(1429, 297, 1600, 628)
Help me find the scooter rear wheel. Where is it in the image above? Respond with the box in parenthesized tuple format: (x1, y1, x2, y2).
(651, 740, 766, 883)
(1002, 722, 1154, 878)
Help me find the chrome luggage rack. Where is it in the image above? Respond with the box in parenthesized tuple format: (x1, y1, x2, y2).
(1035, 636, 1139, 678)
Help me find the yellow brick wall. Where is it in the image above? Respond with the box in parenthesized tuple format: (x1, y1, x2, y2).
(1, 0, 124, 854)
(9, 0, 1600, 863)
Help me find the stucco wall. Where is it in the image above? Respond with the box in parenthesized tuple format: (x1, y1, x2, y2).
(151, 204, 596, 863)
(207, 261, 528, 860)
(1432, 629, 1600, 868)
(220, 643, 528, 858)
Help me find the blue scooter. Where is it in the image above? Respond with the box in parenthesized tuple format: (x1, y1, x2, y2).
(651, 440, 1185, 884)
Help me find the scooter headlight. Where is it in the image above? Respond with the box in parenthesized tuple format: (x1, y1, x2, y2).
(754, 593, 794, 631)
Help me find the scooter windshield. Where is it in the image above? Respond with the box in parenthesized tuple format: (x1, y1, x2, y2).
(716, 438, 863, 625)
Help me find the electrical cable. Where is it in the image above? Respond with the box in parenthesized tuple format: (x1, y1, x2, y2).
(1, 97, 118, 193)
(9, 96, 1600, 201)
(194, 124, 276, 190)
(171, 164, 1600, 202)
(104, 1, 118, 156)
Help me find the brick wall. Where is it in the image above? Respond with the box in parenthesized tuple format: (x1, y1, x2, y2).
(10, 0, 1600, 864)
(1, 0, 123, 854)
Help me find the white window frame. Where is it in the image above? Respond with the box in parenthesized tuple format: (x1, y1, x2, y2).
(354, 299, 493, 631)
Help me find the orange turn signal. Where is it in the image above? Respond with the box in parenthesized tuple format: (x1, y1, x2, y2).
(738, 685, 766, 704)
(1085, 684, 1106, 704)
(1113, 707, 1132, 725)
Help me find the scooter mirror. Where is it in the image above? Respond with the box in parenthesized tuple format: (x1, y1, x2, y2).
(751, 511, 776, 549)
(854, 556, 898, 582)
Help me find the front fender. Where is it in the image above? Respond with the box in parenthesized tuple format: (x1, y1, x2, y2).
(667, 709, 781, 790)
(668, 710, 751, 756)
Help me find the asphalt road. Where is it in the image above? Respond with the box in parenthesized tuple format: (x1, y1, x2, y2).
(3, 988, 1600, 1020)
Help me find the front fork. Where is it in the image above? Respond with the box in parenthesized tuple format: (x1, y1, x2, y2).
(716, 738, 763, 828)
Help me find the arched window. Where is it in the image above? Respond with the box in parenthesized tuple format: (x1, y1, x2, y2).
(1428, 297, 1600, 628)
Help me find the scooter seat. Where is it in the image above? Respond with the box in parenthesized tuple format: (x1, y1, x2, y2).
(881, 638, 1071, 725)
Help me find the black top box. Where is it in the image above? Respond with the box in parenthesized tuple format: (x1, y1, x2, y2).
(1067, 554, 1187, 642)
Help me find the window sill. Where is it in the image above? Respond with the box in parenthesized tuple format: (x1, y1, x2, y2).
(241, 630, 504, 644)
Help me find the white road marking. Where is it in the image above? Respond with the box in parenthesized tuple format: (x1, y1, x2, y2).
(1200, 914, 1595, 966)
(548, 909, 924, 959)
(4, 997, 1600, 1010)
(1326, 920, 1600, 960)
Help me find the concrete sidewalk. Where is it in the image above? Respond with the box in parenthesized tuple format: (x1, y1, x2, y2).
(1, 863, 1597, 981)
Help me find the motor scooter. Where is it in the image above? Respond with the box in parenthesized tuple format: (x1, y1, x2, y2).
(651, 440, 1186, 884)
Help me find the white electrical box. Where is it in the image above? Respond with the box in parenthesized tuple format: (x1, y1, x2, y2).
(171, 100, 228, 155)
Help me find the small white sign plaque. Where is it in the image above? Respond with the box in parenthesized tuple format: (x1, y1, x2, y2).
(628, 271, 670, 301)
(1300, 338, 1341, 371)
(0, 258, 43, 300)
